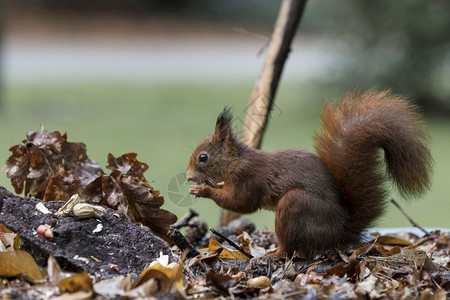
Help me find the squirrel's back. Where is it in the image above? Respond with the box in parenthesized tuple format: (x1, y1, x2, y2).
(314, 90, 432, 236)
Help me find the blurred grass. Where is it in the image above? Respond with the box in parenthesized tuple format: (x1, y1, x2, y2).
(1, 82, 449, 229)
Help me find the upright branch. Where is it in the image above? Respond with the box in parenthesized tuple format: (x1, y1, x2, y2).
(241, 0, 308, 148)
(221, 0, 308, 225)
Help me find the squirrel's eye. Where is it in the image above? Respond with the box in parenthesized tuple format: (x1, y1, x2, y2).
(199, 154, 208, 163)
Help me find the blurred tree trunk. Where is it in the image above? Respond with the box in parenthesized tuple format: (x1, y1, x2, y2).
(220, 0, 308, 226)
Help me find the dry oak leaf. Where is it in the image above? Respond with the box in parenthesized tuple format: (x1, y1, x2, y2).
(3, 128, 102, 199)
(120, 175, 176, 236)
(206, 270, 238, 293)
(106, 153, 149, 183)
(44, 174, 81, 202)
(81, 173, 127, 209)
(3, 144, 28, 194)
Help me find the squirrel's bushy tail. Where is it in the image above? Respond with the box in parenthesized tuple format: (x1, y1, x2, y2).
(314, 90, 432, 235)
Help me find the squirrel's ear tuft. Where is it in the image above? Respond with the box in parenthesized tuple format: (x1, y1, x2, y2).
(213, 107, 233, 143)
(216, 107, 233, 128)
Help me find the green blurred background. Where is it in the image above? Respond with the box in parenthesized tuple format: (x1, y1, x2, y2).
(1, 0, 449, 229)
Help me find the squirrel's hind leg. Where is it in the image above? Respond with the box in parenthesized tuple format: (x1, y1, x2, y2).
(274, 188, 316, 259)
(274, 188, 348, 259)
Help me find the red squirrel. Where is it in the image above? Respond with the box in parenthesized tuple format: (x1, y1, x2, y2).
(186, 90, 432, 258)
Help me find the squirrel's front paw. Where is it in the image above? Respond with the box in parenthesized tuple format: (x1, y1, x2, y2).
(189, 184, 210, 198)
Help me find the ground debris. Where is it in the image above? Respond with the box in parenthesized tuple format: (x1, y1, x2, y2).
(1, 203, 449, 299)
(172, 217, 450, 299)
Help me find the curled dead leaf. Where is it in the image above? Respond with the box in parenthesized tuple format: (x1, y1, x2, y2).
(120, 176, 177, 236)
(132, 261, 185, 296)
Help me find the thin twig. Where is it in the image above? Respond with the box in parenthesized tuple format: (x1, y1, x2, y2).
(210, 228, 253, 259)
(413, 235, 436, 247)
(282, 290, 307, 298)
(359, 235, 379, 257)
(281, 252, 296, 279)
(390, 199, 429, 236)
(335, 248, 349, 263)
(171, 208, 199, 229)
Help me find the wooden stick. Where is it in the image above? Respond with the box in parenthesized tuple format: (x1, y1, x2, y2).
(167, 227, 200, 258)
(390, 199, 430, 236)
(220, 0, 308, 225)
(241, 0, 308, 148)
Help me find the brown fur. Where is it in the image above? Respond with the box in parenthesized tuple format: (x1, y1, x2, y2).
(186, 90, 432, 258)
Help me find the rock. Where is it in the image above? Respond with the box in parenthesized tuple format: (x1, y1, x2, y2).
(0, 186, 173, 280)
(228, 218, 256, 234)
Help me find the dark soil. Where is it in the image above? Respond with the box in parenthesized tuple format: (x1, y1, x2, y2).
(0, 186, 173, 280)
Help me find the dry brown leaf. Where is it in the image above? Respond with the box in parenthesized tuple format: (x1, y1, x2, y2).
(387, 249, 429, 267)
(0, 224, 21, 251)
(374, 234, 412, 246)
(0, 223, 13, 233)
(58, 272, 93, 293)
(120, 175, 176, 236)
(3, 128, 102, 199)
(120, 175, 164, 209)
(207, 236, 223, 252)
(0, 250, 44, 282)
(106, 153, 149, 183)
(80, 175, 105, 204)
(326, 262, 348, 277)
(132, 262, 185, 293)
(238, 231, 267, 257)
(206, 270, 238, 292)
(206, 236, 250, 260)
(2, 144, 28, 194)
(100, 174, 127, 208)
(44, 174, 81, 202)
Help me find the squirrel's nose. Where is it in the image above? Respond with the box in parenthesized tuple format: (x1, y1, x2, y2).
(185, 172, 193, 182)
